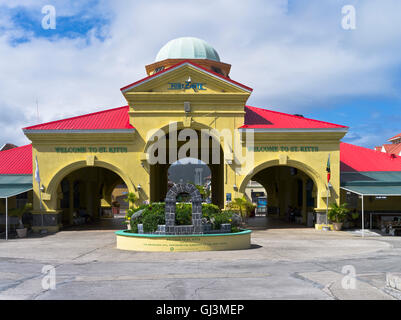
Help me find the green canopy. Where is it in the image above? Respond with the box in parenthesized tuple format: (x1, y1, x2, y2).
(341, 171, 401, 196)
(0, 175, 32, 198)
(341, 185, 401, 196)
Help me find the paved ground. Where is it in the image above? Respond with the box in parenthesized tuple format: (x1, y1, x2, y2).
(0, 217, 400, 300)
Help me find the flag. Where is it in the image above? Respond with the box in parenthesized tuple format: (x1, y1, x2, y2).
(326, 154, 331, 183)
(35, 156, 40, 185)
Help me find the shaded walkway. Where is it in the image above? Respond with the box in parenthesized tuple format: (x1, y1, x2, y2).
(245, 216, 309, 230)
(62, 215, 126, 231)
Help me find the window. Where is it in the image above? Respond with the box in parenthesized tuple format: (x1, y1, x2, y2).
(154, 66, 165, 74)
(211, 66, 223, 75)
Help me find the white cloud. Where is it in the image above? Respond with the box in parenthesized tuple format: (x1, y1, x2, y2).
(0, 0, 400, 147)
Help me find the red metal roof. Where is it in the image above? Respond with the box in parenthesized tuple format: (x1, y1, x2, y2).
(120, 60, 253, 93)
(23, 106, 133, 131)
(0, 144, 32, 174)
(241, 106, 348, 129)
(341, 142, 401, 172)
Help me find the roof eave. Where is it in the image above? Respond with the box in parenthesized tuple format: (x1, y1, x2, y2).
(238, 127, 349, 133)
(120, 60, 253, 93)
(23, 129, 136, 134)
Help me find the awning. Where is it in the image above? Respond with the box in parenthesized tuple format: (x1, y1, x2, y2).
(341, 185, 401, 196)
(341, 171, 401, 237)
(0, 175, 32, 198)
(341, 171, 401, 196)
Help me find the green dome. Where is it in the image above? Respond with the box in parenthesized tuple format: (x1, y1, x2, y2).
(155, 37, 220, 62)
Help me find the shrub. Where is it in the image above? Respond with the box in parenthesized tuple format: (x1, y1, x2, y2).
(226, 197, 254, 220)
(175, 203, 192, 225)
(327, 202, 349, 223)
(128, 202, 239, 233)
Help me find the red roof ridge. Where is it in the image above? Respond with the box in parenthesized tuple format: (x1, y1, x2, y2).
(120, 59, 253, 93)
(23, 106, 132, 131)
(243, 105, 348, 129)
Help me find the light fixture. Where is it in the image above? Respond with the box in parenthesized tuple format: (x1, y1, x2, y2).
(137, 184, 142, 191)
(187, 76, 192, 82)
(233, 184, 238, 190)
(40, 184, 45, 192)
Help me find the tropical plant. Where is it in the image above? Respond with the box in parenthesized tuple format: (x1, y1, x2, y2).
(227, 196, 253, 220)
(327, 202, 350, 223)
(125, 192, 138, 209)
(8, 202, 32, 229)
(194, 184, 211, 201)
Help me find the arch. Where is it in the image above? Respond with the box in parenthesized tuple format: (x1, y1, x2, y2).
(165, 183, 203, 234)
(239, 159, 324, 195)
(142, 120, 227, 158)
(46, 160, 136, 206)
(145, 121, 226, 207)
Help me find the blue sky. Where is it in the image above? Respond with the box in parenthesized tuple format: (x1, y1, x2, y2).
(0, 0, 400, 149)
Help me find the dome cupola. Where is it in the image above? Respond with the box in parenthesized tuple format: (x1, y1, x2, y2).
(145, 37, 231, 77)
(155, 37, 220, 62)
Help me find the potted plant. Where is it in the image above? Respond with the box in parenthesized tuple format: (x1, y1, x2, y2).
(327, 202, 349, 231)
(9, 203, 32, 238)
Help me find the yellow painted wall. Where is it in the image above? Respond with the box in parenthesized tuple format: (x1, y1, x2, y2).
(116, 231, 251, 252)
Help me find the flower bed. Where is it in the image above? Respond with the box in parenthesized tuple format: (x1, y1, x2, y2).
(125, 203, 242, 234)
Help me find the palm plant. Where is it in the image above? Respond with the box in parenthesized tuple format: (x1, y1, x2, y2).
(327, 202, 349, 223)
(228, 197, 251, 221)
(125, 192, 138, 210)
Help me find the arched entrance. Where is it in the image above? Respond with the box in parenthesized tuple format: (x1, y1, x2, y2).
(55, 166, 131, 228)
(146, 125, 225, 207)
(241, 163, 318, 226)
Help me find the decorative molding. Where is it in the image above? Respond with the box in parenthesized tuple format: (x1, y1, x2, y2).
(279, 154, 288, 165)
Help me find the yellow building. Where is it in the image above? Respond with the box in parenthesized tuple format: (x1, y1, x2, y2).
(2, 37, 400, 233)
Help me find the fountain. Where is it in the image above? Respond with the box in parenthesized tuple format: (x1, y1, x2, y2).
(115, 183, 251, 252)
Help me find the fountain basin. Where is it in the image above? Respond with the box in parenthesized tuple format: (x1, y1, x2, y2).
(115, 229, 252, 252)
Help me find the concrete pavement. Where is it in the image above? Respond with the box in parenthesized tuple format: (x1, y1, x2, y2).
(0, 219, 400, 299)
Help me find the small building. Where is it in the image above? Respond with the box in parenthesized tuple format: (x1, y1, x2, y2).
(375, 133, 401, 156)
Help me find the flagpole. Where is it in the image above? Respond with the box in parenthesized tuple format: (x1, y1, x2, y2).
(326, 154, 331, 227)
(326, 184, 329, 225)
(35, 156, 43, 229)
(39, 181, 43, 227)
